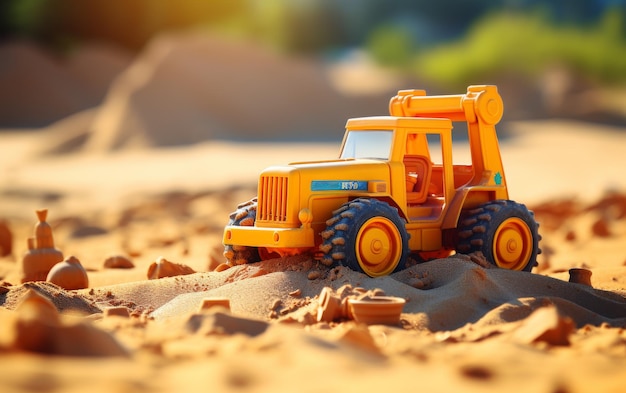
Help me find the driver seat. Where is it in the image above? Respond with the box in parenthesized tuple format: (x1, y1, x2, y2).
(404, 155, 432, 204)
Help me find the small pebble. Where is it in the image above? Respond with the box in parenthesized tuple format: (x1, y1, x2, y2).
(270, 298, 282, 310)
(199, 297, 231, 313)
(288, 289, 302, 298)
(147, 256, 195, 279)
(103, 255, 134, 269)
(104, 306, 130, 318)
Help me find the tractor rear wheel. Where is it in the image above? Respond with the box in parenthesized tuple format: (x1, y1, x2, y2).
(456, 200, 540, 271)
(223, 198, 261, 266)
(320, 198, 409, 277)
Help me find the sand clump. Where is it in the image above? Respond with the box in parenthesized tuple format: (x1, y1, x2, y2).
(21, 209, 64, 283)
(147, 256, 196, 279)
(511, 303, 576, 346)
(315, 285, 388, 323)
(1, 289, 128, 356)
(103, 255, 135, 269)
(46, 256, 89, 290)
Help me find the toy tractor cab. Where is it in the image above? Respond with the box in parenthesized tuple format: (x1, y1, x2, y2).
(223, 85, 540, 277)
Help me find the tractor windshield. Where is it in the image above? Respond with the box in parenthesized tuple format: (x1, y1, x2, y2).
(340, 130, 393, 160)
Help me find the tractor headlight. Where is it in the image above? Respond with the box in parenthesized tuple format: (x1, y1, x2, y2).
(298, 208, 312, 225)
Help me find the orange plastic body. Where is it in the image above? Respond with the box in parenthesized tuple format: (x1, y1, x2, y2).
(224, 85, 510, 261)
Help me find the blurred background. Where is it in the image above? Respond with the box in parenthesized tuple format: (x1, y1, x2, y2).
(0, 0, 625, 148)
(0, 0, 625, 267)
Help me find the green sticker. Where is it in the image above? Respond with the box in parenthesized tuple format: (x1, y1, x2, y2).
(494, 172, 502, 185)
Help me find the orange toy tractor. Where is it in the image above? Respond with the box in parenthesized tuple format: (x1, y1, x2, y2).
(223, 85, 540, 277)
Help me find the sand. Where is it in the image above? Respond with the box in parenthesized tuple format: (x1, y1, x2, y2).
(1, 33, 626, 392)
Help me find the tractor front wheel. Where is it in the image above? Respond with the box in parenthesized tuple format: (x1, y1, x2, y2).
(223, 198, 261, 266)
(320, 198, 409, 277)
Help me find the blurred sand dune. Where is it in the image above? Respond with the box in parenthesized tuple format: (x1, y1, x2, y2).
(2, 32, 413, 153)
(0, 40, 132, 128)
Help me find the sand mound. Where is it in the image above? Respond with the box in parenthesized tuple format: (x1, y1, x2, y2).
(84, 32, 401, 151)
(4, 256, 623, 332)
(3, 281, 100, 314)
(145, 257, 626, 331)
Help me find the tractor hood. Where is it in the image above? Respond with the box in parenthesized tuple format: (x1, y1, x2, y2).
(255, 158, 392, 226)
(261, 158, 392, 193)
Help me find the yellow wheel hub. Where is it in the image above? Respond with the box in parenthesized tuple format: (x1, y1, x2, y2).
(493, 217, 533, 270)
(355, 217, 402, 277)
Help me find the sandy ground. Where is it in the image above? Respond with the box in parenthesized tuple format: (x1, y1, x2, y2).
(1, 33, 626, 393)
(0, 120, 625, 393)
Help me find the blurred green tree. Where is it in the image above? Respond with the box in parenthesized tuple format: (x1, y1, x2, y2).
(415, 7, 626, 88)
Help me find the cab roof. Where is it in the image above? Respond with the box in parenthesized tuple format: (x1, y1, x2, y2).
(346, 116, 452, 131)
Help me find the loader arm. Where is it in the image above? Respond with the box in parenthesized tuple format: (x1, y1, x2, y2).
(389, 85, 508, 198)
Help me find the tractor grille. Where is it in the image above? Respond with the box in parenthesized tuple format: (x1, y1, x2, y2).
(258, 175, 289, 222)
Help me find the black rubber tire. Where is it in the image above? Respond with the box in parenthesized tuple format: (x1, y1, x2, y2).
(223, 198, 261, 266)
(456, 200, 541, 272)
(319, 198, 409, 277)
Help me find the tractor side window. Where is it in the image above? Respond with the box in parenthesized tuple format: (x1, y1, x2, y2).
(405, 133, 430, 158)
(340, 130, 392, 160)
(426, 134, 445, 197)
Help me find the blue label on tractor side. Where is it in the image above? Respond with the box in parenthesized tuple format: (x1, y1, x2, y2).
(311, 180, 368, 191)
